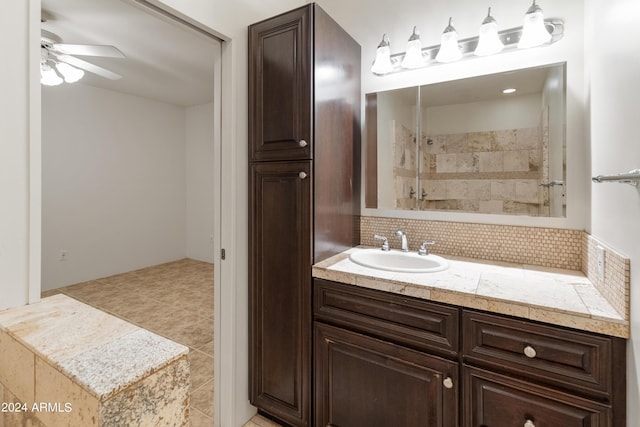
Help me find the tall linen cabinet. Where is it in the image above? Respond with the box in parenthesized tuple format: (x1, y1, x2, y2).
(248, 4, 361, 426)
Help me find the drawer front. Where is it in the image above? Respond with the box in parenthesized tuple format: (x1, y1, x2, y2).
(462, 310, 612, 399)
(463, 366, 611, 427)
(314, 279, 459, 356)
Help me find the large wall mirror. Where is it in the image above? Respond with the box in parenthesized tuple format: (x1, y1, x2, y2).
(365, 63, 566, 217)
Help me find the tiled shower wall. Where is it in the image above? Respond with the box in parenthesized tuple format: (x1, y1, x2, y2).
(359, 216, 629, 319)
(393, 123, 556, 216)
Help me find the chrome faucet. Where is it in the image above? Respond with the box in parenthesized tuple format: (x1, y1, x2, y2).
(395, 229, 409, 252)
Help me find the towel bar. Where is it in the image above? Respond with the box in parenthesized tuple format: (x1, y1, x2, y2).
(592, 169, 640, 187)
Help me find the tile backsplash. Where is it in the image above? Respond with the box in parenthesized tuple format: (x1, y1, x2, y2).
(359, 216, 630, 319)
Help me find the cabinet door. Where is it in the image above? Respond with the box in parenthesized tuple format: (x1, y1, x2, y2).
(249, 161, 312, 426)
(463, 366, 611, 427)
(315, 322, 458, 427)
(249, 5, 312, 162)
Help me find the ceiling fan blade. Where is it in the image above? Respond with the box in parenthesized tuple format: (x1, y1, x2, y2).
(52, 43, 125, 58)
(55, 54, 122, 80)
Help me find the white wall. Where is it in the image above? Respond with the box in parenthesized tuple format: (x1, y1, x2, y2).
(41, 84, 187, 290)
(0, 0, 38, 310)
(585, 0, 640, 422)
(424, 93, 541, 135)
(186, 102, 215, 263)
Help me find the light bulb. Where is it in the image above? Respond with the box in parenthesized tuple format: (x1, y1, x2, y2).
(371, 34, 393, 75)
(40, 63, 63, 86)
(475, 8, 504, 56)
(401, 27, 426, 69)
(56, 62, 85, 83)
(435, 18, 462, 63)
(518, 1, 552, 49)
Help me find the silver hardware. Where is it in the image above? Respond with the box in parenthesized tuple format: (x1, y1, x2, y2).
(523, 345, 537, 359)
(421, 188, 427, 200)
(540, 180, 564, 187)
(395, 229, 409, 252)
(299, 139, 308, 147)
(409, 186, 416, 199)
(418, 241, 435, 256)
(592, 168, 640, 187)
(443, 377, 453, 389)
(374, 234, 390, 251)
(524, 420, 535, 427)
(221, 248, 226, 260)
(298, 171, 308, 179)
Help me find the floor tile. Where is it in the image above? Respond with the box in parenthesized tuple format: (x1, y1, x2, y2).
(49, 259, 215, 424)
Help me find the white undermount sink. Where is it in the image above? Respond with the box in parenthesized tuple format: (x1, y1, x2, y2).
(349, 248, 449, 273)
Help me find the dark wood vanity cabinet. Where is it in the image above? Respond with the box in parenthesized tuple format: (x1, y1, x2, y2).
(314, 279, 460, 427)
(313, 279, 626, 427)
(462, 310, 626, 427)
(248, 4, 360, 426)
(315, 322, 459, 427)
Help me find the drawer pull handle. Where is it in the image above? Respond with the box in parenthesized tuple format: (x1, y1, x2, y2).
(523, 345, 537, 358)
(299, 139, 308, 147)
(299, 172, 308, 180)
(443, 377, 454, 389)
(524, 419, 535, 427)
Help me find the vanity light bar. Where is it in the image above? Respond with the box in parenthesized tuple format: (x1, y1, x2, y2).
(373, 19, 564, 76)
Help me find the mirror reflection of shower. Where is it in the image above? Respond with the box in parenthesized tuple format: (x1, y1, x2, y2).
(371, 62, 566, 217)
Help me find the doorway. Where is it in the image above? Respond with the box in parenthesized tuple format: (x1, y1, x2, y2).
(39, 0, 223, 423)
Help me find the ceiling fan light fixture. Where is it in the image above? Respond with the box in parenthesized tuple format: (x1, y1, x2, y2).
(40, 62, 63, 86)
(56, 62, 85, 83)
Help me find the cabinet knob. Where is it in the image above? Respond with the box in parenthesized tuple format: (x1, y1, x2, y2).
(523, 345, 537, 358)
(298, 171, 308, 179)
(299, 139, 308, 147)
(443, 377, 454, 389)
(524, 419, 535, 427)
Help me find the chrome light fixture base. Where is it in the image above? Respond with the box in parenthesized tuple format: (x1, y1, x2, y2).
(372, 19, 564, 76)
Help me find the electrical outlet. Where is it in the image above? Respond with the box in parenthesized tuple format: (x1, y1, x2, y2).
(596, 245, 605, 281)
(59, 250, 68, 261)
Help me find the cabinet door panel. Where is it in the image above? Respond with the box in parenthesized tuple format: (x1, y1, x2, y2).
(249, 5, 312, 161)
(315, 322, 458, 427)
(249, 161, 312, 426)
(463, 366, 610, 427)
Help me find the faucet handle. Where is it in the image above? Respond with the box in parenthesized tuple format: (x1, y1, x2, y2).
(373, 234, 390, 251)
(418, 240, 435, 256)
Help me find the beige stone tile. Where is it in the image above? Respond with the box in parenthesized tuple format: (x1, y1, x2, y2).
(35, 356, 100, 427)
(436, 153, 457, 173)
(490, 180, 515, 200)
(166, 318, 214, 350)
(504, 150, 530, 172)
(247, 413, 283, 427)
(466, 132, 493, 152)
(191, 379, 214, 418)
(190, 408, 213, 427)
(0, 331, 35, 404)
(515, 180, 540, 203)
(197, 340, 214, 357)
(479, 200, 503, 214)
(478, 152, 504, 173)
(1, 388, 47, 427)
(189, 349, 214, 391)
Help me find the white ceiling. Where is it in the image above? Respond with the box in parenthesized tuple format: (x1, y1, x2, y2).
(41, 0, 219, 107)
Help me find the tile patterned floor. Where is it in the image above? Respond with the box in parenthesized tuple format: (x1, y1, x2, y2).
(42, 258, 215, 426)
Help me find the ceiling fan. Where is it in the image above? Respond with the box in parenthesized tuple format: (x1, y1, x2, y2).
(40, 29, 125, 86)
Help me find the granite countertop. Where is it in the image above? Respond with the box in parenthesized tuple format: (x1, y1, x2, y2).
(0, 294, 189, 401)
(312, 247, 629, 338)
